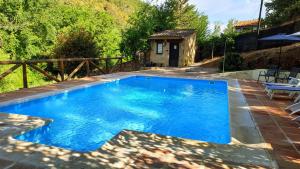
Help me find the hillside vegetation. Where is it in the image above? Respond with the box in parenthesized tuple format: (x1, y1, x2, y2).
(0, 0, 209, 93)
(60, 0, 142, 28)
(0, 0, 141, 93)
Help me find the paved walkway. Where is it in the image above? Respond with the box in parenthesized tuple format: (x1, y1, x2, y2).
(239, 80, 300, 169)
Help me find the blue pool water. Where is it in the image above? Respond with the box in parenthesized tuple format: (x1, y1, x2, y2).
(0, 76, 230, 152)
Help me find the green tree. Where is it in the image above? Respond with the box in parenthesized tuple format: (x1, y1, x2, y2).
(211, 22, 222, 37)
(265, 0, 300, 26)
(223, 19, 237, 35)
(0, 0, 55, 59)
(0, 0, 121, 59)
(122, 0, 208, 56)
(121, 3, 160, 56)
(160, 0, 208, 43)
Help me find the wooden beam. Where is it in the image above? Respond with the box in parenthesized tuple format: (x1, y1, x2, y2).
(0, 61, 22, 64)
(28, 64, 60, 82)
(89, 61, 105, 74)
(0, 57, 123, 65)
(66, 61, 86, 80)
(22, 63, 28, 88)
(0, 64, 21, 81)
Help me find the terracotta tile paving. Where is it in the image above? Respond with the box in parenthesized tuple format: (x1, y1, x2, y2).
(239, 80, 300, 169)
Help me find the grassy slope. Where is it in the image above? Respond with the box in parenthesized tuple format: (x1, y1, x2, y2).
(60, 0, 142, 28)
(0, 50, 54, 93)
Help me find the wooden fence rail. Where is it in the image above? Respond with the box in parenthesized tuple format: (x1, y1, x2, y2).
(0, 57, 130, 89)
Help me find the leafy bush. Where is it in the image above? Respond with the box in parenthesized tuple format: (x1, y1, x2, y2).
(54, 30, 99, 59)
(219, 52, 245, 72)
(51, 29, 99, 76)
(0, 0, 121, 60)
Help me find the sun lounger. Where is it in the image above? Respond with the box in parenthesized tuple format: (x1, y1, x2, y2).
(264, 78, 299, 87)
(285, 102, 300, 115)
(265, 85, 300, 99)
(294, 95, 300, 103)
(291, 116, 300, 124)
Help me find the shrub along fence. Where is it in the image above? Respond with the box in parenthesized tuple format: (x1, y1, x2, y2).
(0, 57, 141, 89)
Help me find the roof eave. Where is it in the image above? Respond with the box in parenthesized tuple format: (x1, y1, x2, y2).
(149, 36, 184, 40)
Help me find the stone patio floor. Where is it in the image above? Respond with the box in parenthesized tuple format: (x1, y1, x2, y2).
(239, 80, 300, 169)
(0, 69, 299, 168)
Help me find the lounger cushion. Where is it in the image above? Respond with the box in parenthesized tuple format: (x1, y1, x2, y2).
(266, 85, 300, 91)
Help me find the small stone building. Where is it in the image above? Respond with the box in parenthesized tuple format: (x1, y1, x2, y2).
(148, 29, 197, 67)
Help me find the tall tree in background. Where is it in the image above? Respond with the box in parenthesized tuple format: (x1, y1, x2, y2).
(122, 0, 208, 56)
(162, 0, 208, 43)
(265, 0, 300, 26)
(223, 19, 237, 35)
(121, 3, 162, 56)
(211, 22, 222, 37)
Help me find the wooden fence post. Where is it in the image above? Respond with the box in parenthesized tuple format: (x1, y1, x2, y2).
(59, 60, 64, 81)
(86, 60, 90, 77)
(120, 57, 123, 71)
(105, 58, 109, 74)
(22, 63, 28, 88)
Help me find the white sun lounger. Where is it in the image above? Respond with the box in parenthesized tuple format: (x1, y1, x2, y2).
(286, 102, 300, 115)
(291, 116, 300, 127)
(265, 85, 300, 99)
(294, 95, 300, 103)
(264, 78, 299, 87)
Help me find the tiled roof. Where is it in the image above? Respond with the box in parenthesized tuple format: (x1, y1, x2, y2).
(234, 20, 259, 27)
(149, 29, 196, 39)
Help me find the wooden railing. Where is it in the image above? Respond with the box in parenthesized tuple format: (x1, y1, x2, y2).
(0, 57, 136, 89)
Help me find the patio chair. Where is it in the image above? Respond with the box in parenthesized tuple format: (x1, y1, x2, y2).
(265, 85, 300, 99)
(257, 66, 279, 83)
(276, 67, 300, 83)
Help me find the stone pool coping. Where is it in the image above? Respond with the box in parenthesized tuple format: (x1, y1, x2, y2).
(0, 73, 278, 168)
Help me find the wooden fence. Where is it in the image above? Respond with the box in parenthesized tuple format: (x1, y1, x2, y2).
(0, 57, 138, 89)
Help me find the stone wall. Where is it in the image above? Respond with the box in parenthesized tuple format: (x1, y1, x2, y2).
(179, 33, 197, 67)
(149, 40, 170, 66)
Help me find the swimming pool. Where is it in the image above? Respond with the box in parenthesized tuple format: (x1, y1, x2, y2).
(0, 76, 230, 152)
